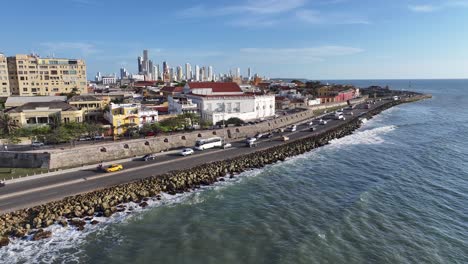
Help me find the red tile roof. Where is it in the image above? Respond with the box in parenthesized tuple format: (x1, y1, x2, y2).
(161, 86, 184, 93)
(153, 106, 169, 112)
(187, 82, 242, 93)
(134, 81, 157, 87)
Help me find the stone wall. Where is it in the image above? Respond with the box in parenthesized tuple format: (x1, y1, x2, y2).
(0, 152, 50, 168)
(0, 97, 369, 169)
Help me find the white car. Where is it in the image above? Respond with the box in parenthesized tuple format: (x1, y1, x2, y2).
(289, 125, 297, 132)
(31, 141, 44, 147)
(180, 148, 194, 156)
(319, 119, 328, 125)
(307, 121, 314, 126)
(222, 143, 232, 149)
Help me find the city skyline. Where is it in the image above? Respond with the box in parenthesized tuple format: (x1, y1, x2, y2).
(1, 0, 468, 79)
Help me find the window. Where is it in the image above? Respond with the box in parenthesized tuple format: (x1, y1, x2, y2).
(50, 70, 57, 75)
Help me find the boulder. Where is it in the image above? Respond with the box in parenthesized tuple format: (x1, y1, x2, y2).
(0, 237, 10, 248)
(33, 229, 52, 241)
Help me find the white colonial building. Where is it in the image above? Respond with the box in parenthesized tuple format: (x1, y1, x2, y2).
(178, 82, 275, 124)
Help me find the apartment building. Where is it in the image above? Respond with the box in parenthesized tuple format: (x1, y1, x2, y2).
(0, 53, 10, 96)
(7, 54, 87, 96)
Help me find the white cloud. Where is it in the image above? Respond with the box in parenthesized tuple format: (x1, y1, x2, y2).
(179, 0, 306, 17)
(239, 46, 363, 63)
(408, 4, 437, 12)
(408, 1, 468, 13)
(296, 9, 370, 24)
(40, 42, 98, 56)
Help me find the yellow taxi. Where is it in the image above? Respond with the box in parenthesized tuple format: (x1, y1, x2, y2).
(105, 164, 123, 172)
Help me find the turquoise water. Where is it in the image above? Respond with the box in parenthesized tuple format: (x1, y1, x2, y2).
(1, 80, 467, 263)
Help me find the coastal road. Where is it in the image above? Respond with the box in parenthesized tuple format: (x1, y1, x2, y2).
(0, 98, 390, 214)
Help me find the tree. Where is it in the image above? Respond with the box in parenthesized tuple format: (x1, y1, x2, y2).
(49, 114, 62, 130)
(0, 113, 19, 136)
(226, 117, 244, 126)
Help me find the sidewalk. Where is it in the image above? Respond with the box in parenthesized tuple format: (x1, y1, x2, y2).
(5, 149, 180, 184)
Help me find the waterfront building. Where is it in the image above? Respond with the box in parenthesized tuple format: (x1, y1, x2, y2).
(183, 82, 275, 124)
(0, 53, 10, 96)
(7, 54, 87, 96)
(68, 95, 106, 121)
(168, 96, 198, 115)
(104, 103, 158, 135)
(5, 101, 83, 126)
(104, 103, 140, 136)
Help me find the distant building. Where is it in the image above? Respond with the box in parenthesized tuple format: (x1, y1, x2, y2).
(68, 95, 106, 121)
(7, 54, 87, 96)
(102, 75, 117, 85)
(0, 53, 10, 96)
(5, 95, 67, 109)
(5, 101, 83, 126)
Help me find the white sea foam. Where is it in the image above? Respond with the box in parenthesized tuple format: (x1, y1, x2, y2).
(0, 168, 266, 263)
(328, 125, 397, 148)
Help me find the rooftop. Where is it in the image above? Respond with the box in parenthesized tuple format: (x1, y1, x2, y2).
(68, 95, 101, 102)
(5, 96, 67, 107)
(6, 101, 79, 113)
(187, 82, 243, 93)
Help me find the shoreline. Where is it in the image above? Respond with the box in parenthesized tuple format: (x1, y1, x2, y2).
(0, 94, 431, 247)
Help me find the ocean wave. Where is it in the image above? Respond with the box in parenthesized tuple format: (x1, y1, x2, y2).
(0, 168, 267, 263)
(328, 125, 397, 148)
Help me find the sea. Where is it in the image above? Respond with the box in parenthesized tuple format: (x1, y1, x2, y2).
(1, 79, 467, 264)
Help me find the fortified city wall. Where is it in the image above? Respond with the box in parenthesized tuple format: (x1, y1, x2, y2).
(0, 97, 368, 169)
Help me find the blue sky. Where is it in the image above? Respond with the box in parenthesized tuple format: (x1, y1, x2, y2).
(2, 0, 468, 80)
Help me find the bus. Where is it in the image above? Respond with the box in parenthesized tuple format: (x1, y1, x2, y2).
(194, 137, 223, 150)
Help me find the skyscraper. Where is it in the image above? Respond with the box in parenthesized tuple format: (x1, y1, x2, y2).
(177, 66, 183, 82)
(247, 67, 251, 81)
(195, 65, 200, 82)
(154, 65, 160, 81)
(185, 63, 191, 81)
(137, 57, 143, 74)
(148, 60, 154, 80)
(120, 68, 129, 79)
(236, 67, 241, 78)
(142, 49, 149, 73)
(208, 66, 213, 81)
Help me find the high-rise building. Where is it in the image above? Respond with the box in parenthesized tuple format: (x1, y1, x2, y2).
(185, 63, 191, 81)
(148, 60, 154, 80)
(120, 68, 129, 79)
(0, 53, 10, 96)
(247, 67, 251, 81)
(201, 66, 207, 81)
(154, 65, 160, 81)
(95, 72, 102, 82)
(137, 57, 143, 74)
(208, 66, 213, 81)
(142, 50, 149, 73)
(236, 67, 241, 78)
(7, 54, 87, 96)
(176, 66, 183, 82)
(195, 65, 200, 81)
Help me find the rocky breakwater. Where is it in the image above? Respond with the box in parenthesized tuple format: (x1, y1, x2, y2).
(0, 97, 426, 246)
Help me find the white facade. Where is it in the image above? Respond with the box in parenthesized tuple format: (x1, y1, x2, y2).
(307, 98, 321, 106)
(139, 107, 159, 127)
(188, 94, 275, 124)
(168, 96, 199, 115)
(102, 76, 117, 85)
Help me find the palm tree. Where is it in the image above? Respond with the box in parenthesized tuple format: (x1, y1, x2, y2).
(0, 113, 19, 135)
